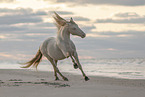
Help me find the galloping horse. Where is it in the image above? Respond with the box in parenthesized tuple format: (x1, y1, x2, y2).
(22, 12, 89, 81)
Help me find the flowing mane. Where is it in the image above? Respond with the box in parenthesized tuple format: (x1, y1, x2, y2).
(53, 12, 75, 30)
(53, 12, 67, 30)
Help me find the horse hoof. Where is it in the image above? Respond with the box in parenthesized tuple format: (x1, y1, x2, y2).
(73, 63, 78, 69)
(63, 77, 69, 81)
(85, 76, 89, 81)
(55, 77, 59, 81)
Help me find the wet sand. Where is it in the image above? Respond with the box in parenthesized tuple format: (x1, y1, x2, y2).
(0, 69, 145, 97)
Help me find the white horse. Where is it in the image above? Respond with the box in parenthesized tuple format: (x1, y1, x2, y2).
(22, 12, 89, 81)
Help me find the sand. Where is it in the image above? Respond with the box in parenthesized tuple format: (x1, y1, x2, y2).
(0, 69, 145, 97)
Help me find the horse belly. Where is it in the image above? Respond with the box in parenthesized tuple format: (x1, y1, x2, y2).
(47, 41, 66, 60)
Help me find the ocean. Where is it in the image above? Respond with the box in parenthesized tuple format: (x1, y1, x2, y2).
(0, 58, 145, 79)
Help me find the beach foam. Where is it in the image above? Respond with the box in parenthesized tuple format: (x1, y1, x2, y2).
(0, 58, 145, 79)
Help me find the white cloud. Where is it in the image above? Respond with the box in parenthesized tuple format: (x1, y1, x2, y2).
(86, 30, 143, 38)
(96, 16, 145, 24)
(96, 12, 145, 24)
(49, 11, 73, 15)
(0, 35, 7, 39)
(0, 0, 15, 3)
(72, 16, 90, 21)
(0, 4, 145, 59)
(86, 33, 110, 38)
(52, 0, 145, 6)
(114, 12, 140, 18)
(0, 9, 45, 25)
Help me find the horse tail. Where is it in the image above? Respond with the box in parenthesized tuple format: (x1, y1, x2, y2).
(21, 48, 43, 69)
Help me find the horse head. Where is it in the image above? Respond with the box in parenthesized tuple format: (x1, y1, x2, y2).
(53, 12, 86, 38)
(67, 18, 86, 38)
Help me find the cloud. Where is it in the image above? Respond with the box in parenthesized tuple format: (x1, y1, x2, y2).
(0, 8, 57, 43)
(81, 25, 96, 33)
(0, 8, 32, 13)
(34, 22, 55, 28)
(52, 0, 145, 6)
(96, 12, 145, 24)
(0, 0, 15, 3)
(50, 11, 73, 15)
(0, 7, 145, 59)
(0, 8, 49, 25)
(114, 12, 140, 18)
(96, 17, 145, 24)
(72, 16, 90, 21)
(0, 25, 25, 32)
(86, 30, 145, 40)
(0, 14, 42, 25)
(71, 30, 145, 58)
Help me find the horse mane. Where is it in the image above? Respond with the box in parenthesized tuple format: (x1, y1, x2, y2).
(53, 12, 76, 31)
(53, 12, 70, 31)
(53, 21, 61, 31)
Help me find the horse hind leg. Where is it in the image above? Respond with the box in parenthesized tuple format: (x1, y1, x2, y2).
(44, 54, 68, 81)
(54, 60, 59, 80)
(51, 60, 68, 81)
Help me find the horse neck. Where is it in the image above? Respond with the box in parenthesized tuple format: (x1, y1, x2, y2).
(57, 26, 70, 42)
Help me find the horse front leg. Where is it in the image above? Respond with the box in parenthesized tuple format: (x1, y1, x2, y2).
(70, 56, 78, 69)
(73, 52, 89, 81)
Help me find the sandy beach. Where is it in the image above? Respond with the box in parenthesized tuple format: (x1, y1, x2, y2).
(0, 69, 145, 97)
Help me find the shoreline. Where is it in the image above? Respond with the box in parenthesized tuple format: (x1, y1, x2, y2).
(1, 69, 145, 86)
(1, 58, 145, 80)
(1, 69, 145, 97)
(1, 67, 145, 80)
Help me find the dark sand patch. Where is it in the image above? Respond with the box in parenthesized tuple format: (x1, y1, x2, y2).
(8, 79, 23, 81)
(0, 79, 70, 88)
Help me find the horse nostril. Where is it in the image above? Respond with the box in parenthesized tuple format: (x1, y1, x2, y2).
(82, 34, 86, 38)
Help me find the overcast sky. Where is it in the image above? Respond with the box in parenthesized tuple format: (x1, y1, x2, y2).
(0, 0, 145, 60)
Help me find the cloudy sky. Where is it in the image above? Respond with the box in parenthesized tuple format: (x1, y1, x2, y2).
(0, 0, 145, 60)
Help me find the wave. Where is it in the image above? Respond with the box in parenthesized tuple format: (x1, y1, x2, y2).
(0, 58, 145, 79)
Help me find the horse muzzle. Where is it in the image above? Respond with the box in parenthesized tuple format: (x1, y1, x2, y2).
(81, 34, 86, 38)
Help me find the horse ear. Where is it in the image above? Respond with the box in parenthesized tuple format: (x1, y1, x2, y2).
(70, 17, 75, 24)
(70, 17, 73, 21)
(53, 12, 66, 26)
